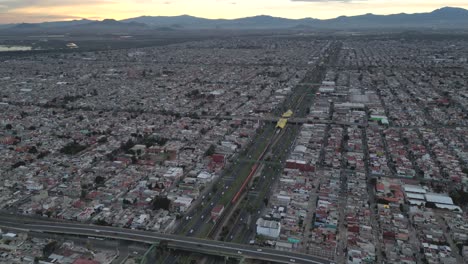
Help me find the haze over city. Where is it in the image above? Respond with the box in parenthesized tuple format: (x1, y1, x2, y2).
(1, 0, 468, 23)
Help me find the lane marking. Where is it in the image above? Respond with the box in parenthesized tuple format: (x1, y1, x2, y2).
(23, 223, 328, 264)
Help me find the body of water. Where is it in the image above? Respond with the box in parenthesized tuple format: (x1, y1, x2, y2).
(0, 45, 32, 52)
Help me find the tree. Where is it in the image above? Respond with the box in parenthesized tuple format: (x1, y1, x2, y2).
(152, 196, 171, 210)
(399, 204, 405, 213)
(42, 241, 58, 257)
(60, 141, 88, 155)
(11, 161, 26, 169)
(5, 124, 12, 130)
(450, 189, 468, 206)
(200, 127, 208, 135)
(94, 176, 105, 185)
(157, 240, 169, 255)
(204, 144, 216, 157)
(80, 189, 87, 199)
(37, 151, 50, 159)
(95, 219, 109, 226)
(462, 167, 468, 175)
(28, 146, 38, 154)
(120, 139, 135, 152)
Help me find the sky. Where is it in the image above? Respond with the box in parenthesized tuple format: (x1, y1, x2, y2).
(1, 0, 468, 24)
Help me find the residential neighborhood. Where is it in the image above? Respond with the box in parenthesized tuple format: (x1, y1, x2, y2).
(0, 32, 467, 264)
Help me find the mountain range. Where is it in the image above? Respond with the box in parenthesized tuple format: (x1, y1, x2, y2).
(1, 7, 468, 33)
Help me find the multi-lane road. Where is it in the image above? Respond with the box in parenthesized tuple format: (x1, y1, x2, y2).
(0, 213, 332, 264)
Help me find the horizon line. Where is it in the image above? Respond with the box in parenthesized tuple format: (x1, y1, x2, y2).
(2, 6, 466, 26)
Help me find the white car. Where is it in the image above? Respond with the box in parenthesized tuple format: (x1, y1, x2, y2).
(256, 249, 262, 252)
(237, 251, 242, 254)
(289, 259, 295, 263)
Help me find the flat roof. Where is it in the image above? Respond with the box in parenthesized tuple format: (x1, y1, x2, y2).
(425, 193, 454, 205)
(403, 185, 426, 194)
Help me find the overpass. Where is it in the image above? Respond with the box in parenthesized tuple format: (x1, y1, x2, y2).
(200, 115, 362, 127)
(0, 214, 332, 264)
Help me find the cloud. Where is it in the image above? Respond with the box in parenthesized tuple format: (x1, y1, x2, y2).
(0, 0, 115, 11)
(0, 13, 84, 23)
(289, 0, 356, 2)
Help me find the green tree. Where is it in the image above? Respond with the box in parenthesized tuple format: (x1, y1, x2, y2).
(204, 144, 216, 157)
(152, 196, 171, 210)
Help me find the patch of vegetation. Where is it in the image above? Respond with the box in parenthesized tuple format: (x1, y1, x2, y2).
(450, 189, 468, 206)
(204, 144, 216, 157)
(60, 141, 88, 155)
(152, 196, 171, 211)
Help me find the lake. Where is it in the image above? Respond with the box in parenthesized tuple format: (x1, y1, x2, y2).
(0, 45, 32, 52)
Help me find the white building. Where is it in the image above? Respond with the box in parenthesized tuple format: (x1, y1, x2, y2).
(256, 218, 281, 238)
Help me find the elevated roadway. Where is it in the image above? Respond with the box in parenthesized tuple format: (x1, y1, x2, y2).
(0, 214, 332, 264)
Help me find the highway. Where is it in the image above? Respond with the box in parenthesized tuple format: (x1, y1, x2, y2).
(177, 125, 276, 238)
(0, 214, 332, 264)
(223, 45, 332, 244)
(199, 114, 363, 127)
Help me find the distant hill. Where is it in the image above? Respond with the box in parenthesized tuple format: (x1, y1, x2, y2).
(38, 19, 95, 28)
(12, 23, 41, 29)
(1, 6, 467, 34)
(0, 18, 148, 34)
(83, 19, 146, 28)
(314, 7, 468, 29)
(122, 14, 316, 29)
(121, 7, 468, 29)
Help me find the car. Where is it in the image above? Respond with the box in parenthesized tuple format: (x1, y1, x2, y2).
(189, 229, 194, 234)
(289, 259, 295, 263)
(237, 251, 242, 254)
(95, 230, 100, 233)
(256, 249, 262, 252)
